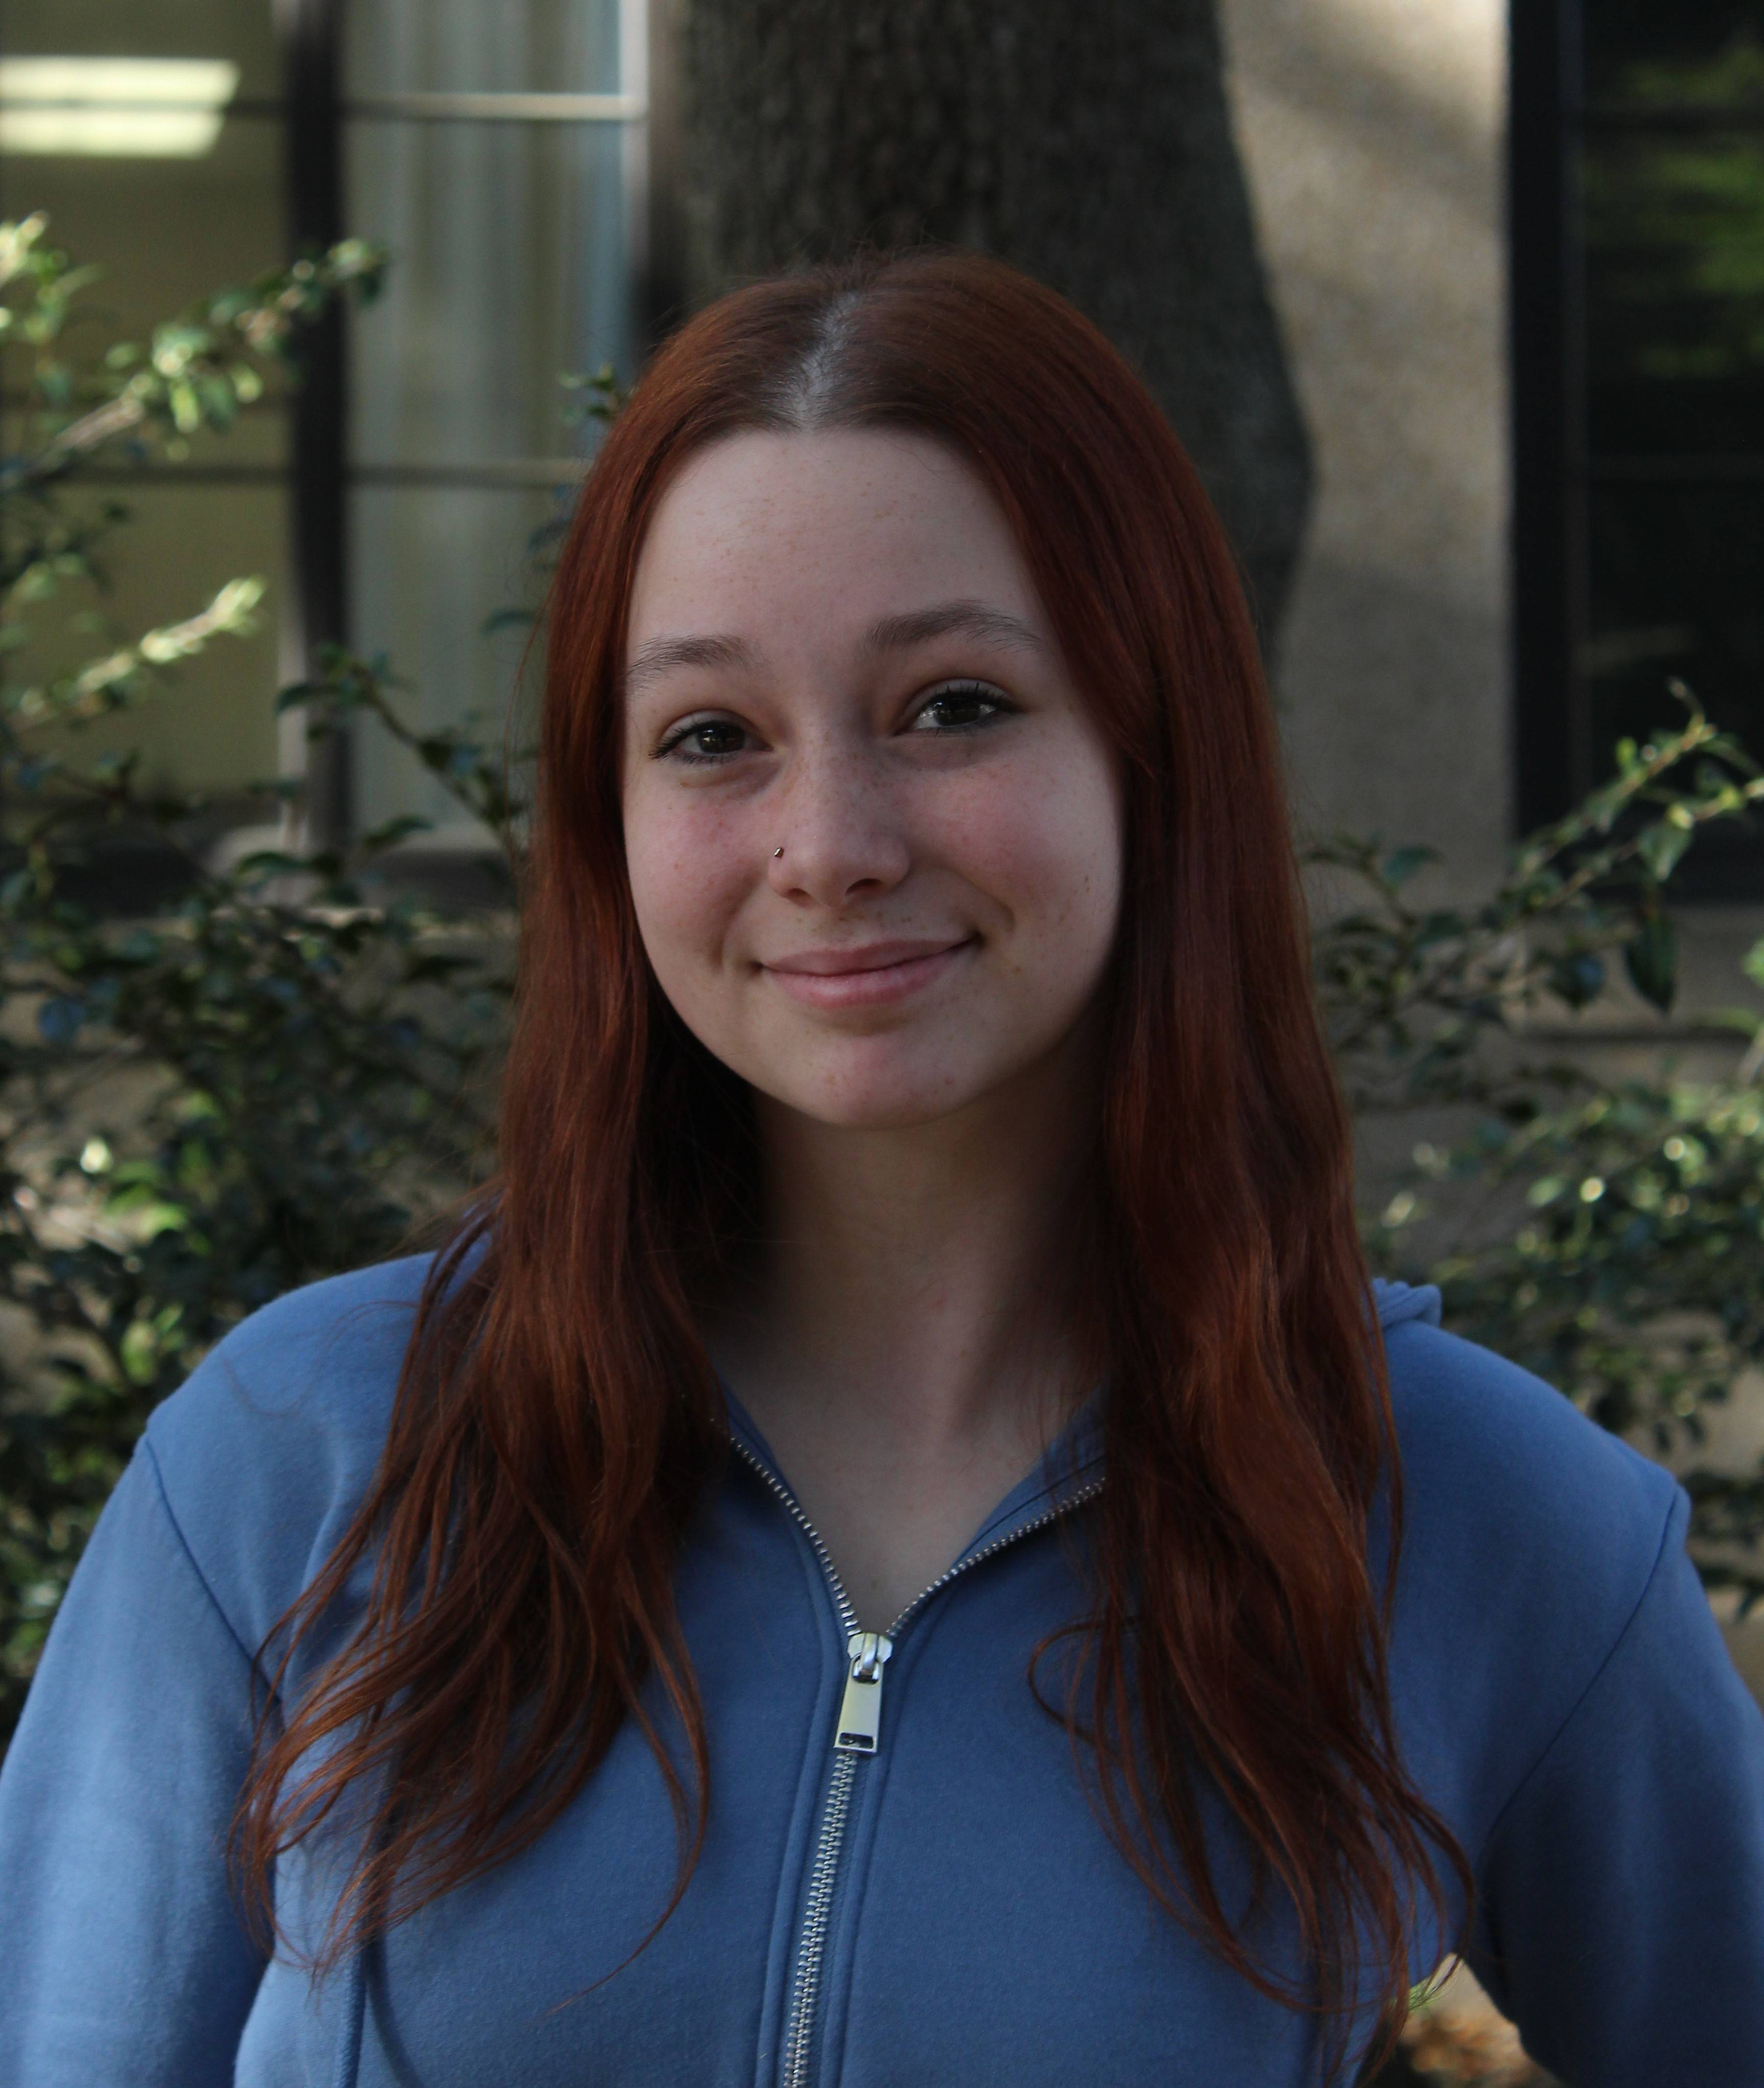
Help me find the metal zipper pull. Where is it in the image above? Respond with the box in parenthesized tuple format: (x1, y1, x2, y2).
(834, 1631, 893, 1753)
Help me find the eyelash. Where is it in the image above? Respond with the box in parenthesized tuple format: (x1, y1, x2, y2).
(654, 682, 1016, 766)
(908, 680, 1016, 734)
(654, 717, 750, 766)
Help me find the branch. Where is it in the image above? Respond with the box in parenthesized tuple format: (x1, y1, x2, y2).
(3, 577, 263, 734)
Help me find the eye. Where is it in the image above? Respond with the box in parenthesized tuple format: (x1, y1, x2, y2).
(655, 715, 754, 765)
(905, 681, 1017, 735)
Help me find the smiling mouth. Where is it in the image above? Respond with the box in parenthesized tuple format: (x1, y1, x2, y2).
(761, 937, 976, 1008)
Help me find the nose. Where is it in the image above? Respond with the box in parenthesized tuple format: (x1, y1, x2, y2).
(767, 742, 911, 909)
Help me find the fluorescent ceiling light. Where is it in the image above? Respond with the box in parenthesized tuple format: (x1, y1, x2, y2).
(0, 57, 239, 158)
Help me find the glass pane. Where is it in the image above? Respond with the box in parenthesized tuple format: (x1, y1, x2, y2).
(347, 118, 630, 466)
(1584, 480, 1764, 786)
(0, 0, 279, 101)
(17, 481, 286, 796)
(350, 484, 564, 838)
(345, 0, 623, 99)
(0, 113, 289, 468)
(1583, 127, 1764, 457)
(1585, 0, 1764, 111)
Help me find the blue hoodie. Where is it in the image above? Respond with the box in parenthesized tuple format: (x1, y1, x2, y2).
(1, 1261, 1760, 2086)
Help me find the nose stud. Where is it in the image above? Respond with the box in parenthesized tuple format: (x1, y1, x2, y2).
(772, 846, 783, 858)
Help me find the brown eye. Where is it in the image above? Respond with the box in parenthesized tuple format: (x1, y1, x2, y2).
(908, 682, 1014, 734)
(658, 717, 751, 763)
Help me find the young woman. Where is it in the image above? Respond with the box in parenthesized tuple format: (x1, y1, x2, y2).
(2, 253, 1760, 2088)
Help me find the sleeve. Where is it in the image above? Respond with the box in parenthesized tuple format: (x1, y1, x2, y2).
(0, 1438, 269, 2087)
(1466, 1492, 1764, 2086)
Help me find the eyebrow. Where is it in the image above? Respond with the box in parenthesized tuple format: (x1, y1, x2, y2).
(623, 599, 1046, 701)
(859, 599, 1048, 660)
(623, 632, 761, 700)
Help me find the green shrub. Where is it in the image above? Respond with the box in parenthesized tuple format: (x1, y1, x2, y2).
(0, 221, 517, 1728)
(0, 219, 1759, 1751)
(1316, 713, 1764, 1607)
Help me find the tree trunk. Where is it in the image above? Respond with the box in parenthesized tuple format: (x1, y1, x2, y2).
(678, 0, 1312, 645)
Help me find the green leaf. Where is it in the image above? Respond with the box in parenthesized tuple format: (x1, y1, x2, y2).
(1625, 913, 1678, 1013)
(1549, 952, 1607, 1009)
(1380, 845, 1439, 889)
(35, 995, 84, 1042)
(227, 850, 312, 882)
(360, 815, 433, 854)
(1636, 819, 1694, 882)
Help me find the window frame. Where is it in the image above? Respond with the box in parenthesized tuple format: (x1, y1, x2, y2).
(1509, 0, 1764, 890)
(1509, 0, 1581, 840)
(278, 0, 666, 845)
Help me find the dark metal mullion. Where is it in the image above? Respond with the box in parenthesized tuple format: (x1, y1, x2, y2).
(68, 466, 291, 487)
(1560, 14, 1596, 811)
(1587, 458, 1764, 483)
(279, 0, 352, 846)
(641, 0, 689, 352)
(78, 464, 590, 490)
(6, 94, 642, 123)
(1510, 0, 1583, 832)
(1579, 103, 1764, 133)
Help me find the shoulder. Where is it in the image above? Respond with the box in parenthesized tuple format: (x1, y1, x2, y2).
(1372, 1281, 1686, 1823)
(1375, 1278, 1677, 1598)
(141, 1253, 436, 1656)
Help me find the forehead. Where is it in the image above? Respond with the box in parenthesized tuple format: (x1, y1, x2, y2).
(624, 428, 1042, 655)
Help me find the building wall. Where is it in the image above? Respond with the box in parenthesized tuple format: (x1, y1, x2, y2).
(1220, 0, 1510, 892)
(1219, 1, 1764, 1709)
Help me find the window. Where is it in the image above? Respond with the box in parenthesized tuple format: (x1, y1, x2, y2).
(1513, 0, 1764, 892)
(0, 0, 648, 858)
(0, 3, 290, 805)
(340, 0, 647, 847)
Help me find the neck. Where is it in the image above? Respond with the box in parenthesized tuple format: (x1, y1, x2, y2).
(706, 1029, 1100, 1465)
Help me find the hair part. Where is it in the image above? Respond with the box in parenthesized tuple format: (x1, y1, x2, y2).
(768, 285, 866, 423)
(235, 248, 1470, 2071)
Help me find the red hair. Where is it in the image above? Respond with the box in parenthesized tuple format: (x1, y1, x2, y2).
(237, 251, 1467, 2057)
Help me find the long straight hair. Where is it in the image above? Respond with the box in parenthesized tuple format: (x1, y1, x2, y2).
(237, 250, 1468, 2049)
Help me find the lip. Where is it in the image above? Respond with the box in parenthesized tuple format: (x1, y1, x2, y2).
(762, 935, 975, 1009)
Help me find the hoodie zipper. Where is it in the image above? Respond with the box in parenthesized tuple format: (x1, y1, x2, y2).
(729, 1438, 1104, 2088)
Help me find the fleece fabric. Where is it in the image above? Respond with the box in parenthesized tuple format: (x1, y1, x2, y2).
(1, 1261, 1761, 2086)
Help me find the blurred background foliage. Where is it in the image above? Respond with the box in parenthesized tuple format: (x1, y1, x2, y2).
(2, 225, 1763, 1758)
(0, 224, 515, 1722)
(1319, 715, 1764, 1614)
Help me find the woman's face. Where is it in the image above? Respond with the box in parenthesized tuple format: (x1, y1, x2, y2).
(620, 427, 1123, 1132)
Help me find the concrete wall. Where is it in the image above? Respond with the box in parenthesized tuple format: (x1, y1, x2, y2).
(1220, 0, 1510, 892)
(1219, 3, 1764, 1712)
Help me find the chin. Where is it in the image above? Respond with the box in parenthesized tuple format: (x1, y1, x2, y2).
(767, 1055, 998, 1134)
(794, 1092, 973, 1133)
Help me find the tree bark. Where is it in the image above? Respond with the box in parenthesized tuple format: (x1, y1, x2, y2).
(678, 0, 1312, 645)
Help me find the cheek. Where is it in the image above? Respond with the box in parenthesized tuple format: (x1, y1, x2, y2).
(622, 792, 752, 994)
(939, 754, 1122, 973)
